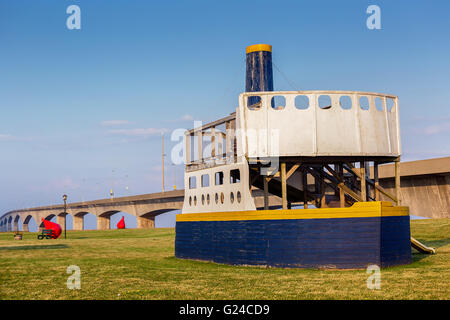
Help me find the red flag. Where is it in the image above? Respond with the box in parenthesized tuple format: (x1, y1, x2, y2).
(117, 216, 125, 229)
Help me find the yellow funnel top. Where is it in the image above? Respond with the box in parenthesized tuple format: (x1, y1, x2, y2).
(246, 44, 272, 54)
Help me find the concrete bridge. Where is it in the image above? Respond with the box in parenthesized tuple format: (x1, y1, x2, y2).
(1, 157, 449, 232)
(0, 190, 185, 232)
(0, 189, 281, 232)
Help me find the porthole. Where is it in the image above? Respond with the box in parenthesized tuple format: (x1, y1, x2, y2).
(189, 196, 192, 206)
(270, 96, 286, 110)
(295, 95, 309, 110)
(201, 194, 205, 205)
(318, 95, 332, 109)
(339, 96, 352, 110)
(193, 196, 197, 206)
(247, 96, 262, 110)
(237, 191, 242, 203)
(215, 193, 219, 204)
(207, 194, 210, 205)
(230, 192, 235, 204)
(220, 192, 224, 204)
(359, 96, 369, 110)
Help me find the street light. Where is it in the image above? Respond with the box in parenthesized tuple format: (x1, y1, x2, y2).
(63, 194, 67, 239)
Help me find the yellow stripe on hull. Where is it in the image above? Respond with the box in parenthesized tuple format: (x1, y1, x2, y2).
(176, 201, 409, 222)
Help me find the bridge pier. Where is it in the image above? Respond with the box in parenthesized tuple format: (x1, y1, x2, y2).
(73, 215, 84, 231)
(22, 223, 29, 232)
(57, 214, 66, 232)
(13, 221, 18, 231)
(97, 215, 110, 230)
(137, 216, 155, 229)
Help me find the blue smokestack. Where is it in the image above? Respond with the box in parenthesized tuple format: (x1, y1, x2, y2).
(245, 44, 273, 93)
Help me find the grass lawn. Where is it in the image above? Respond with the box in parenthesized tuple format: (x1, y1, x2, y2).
(0, 218, 449, 300)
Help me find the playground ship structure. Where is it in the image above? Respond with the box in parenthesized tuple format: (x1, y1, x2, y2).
(175, 44, 433, 269)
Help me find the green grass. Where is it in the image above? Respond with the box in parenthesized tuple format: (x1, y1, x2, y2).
(0, 219, 449, 300)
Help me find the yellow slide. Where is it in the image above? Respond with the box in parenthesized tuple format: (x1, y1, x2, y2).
(411, 237, 436, 254)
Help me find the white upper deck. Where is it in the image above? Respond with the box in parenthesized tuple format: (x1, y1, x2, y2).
(237, 90, 401, 158)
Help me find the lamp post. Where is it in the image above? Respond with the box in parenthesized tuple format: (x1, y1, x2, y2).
(63, 194, 67, 239)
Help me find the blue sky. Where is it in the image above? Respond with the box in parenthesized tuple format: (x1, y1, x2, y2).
(1, 0, 449, 228)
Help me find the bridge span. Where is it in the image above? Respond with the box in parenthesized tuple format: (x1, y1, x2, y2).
(1, 157, 449, 232)
(0, 190, 184, 232)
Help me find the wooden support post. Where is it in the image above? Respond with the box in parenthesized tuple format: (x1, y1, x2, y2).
(281, 162, 287, 210)
(360, 162, 366, 202)
(365, 162, 371, 199)
(263, 176, 269, 210)
(333, 164, 339, 198)
(338, 164, 345, 208)
(395, 159, 401, 206)
(374, 162, 380, 200)
(320, 167, 327, 208)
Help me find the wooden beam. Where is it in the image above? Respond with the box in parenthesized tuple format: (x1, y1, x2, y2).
(344, 162, 398, 203)
(306, 166, 356, 206)
(320, 167, 327, 208)
(263, 177, 269, 210)
(265, 172, 280, 183)
(374, 162, 380, 200)
(286, 164, 301, 180)
(281, 162, 287, 210)
(338, 164, 345, 208)
(338, 183, 363, 202)
(187, 113, 236, 134)
(360, 162, 366, 201)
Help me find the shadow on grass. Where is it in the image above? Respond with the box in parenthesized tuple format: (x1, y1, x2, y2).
(0, 244, 70, 251)
(417, 237, 450, 249)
